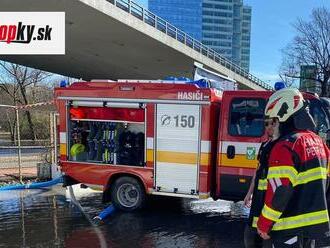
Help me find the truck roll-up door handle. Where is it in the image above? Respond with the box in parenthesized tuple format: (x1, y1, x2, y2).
(227, 145, 235, 159)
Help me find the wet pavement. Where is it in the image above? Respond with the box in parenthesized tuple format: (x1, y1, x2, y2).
(0, 186, 329, 248)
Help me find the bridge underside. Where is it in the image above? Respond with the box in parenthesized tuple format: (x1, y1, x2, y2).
(0, 0, 261, 90)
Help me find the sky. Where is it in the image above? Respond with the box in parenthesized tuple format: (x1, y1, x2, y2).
(244, 0, 330, 84)
(135, 0, 330, 85)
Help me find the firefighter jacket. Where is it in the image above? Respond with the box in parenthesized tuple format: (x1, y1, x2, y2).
(255, 130, 330, 239)
(248, 139, 275, 227)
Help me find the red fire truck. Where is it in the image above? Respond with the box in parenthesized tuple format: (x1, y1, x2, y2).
(55, 79, 330, 211)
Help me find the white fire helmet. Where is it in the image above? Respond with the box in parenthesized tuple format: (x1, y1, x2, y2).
(265, 88, 305, 122)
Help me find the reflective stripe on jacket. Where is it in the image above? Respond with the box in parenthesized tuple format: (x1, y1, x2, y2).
(247, 140, 274, 227)
(256, 130, 330, 239)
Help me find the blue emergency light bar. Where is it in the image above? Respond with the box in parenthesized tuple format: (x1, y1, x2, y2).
(274, 81, 286, 91)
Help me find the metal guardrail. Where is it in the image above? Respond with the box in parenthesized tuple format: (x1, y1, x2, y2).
(106, 0, 273, 90)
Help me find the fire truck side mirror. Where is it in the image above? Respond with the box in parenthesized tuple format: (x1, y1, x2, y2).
(227, 145, 235, 159)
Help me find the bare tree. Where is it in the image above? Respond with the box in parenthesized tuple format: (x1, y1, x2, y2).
(0, 62, 51, 140)
(280, 7, 330, 96)
(0, 89, 16, 141)
(279, 55, 300, 87)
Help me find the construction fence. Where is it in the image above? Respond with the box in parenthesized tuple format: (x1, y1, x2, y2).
(0, 102, 58, 184)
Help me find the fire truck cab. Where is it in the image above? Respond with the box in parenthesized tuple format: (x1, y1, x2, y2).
(55, 80, 330, 211)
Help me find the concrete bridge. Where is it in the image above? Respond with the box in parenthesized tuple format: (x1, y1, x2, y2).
(0, 0, 272, 90)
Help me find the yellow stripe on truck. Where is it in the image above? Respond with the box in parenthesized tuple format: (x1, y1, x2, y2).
(147, 149, 154, 162)
(200, 153, 211, 165)
(60, 144, 67, 156)
(219, 153, 258, 169)
(154, 151, 211, 166)
(157, 151, 197, 165)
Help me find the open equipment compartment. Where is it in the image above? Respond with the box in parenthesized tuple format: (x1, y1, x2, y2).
(67, 101, 146, 167)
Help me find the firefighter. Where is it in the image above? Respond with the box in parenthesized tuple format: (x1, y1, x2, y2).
(244, 117, 277, 248)
(256, 88, 330, 247)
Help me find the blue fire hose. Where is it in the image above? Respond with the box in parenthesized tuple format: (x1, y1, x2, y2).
(0, 176, 115, 223)
(0, 176, 63, 191)
(93, 204, 116, 221)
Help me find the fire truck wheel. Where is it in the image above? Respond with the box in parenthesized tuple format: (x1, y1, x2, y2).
(111, 176, 146, 211)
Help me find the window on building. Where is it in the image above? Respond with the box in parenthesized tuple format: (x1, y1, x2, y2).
(233, 6, 241, 18)
(203, 33, 233, 40)
(229, 98, 266, 137)
(214, 4, 233, 10)
(242, 42, 250, 47)
(243, 15, 251, 21)
(203, 18, 214, 23)
(233, 49, 240, 59)
(233, 20, 241, 33)
(241, 55, 250, 61)
(243, 8, 251, 14)
(203, 3, 213, 8)
(242, 29, 250, 34)
(202, 25, 232, 32)
(242, 49, 250, 54)
(232, 36, 240, 46)
(211, 0, 233, 2)
(242, 35, 250, 41)
(241, 63, 249, 69)
(202, 10, 233, 17)
(242, 22, 250, 27)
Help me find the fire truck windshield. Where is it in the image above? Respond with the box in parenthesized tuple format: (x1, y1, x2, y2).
(309, 98, 330, 145)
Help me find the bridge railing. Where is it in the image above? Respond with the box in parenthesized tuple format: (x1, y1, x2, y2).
(107, 0, 272, 90)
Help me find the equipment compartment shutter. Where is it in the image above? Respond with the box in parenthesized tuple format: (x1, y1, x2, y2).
(69, 106, 144, 122)
(155, 104, 200, 195)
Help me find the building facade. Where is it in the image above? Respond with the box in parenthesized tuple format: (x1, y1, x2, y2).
(148, 0, 251, 70)
(148, 0, 203, 41)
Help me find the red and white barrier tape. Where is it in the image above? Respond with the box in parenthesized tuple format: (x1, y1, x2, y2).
(16, 100, 55, 109)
